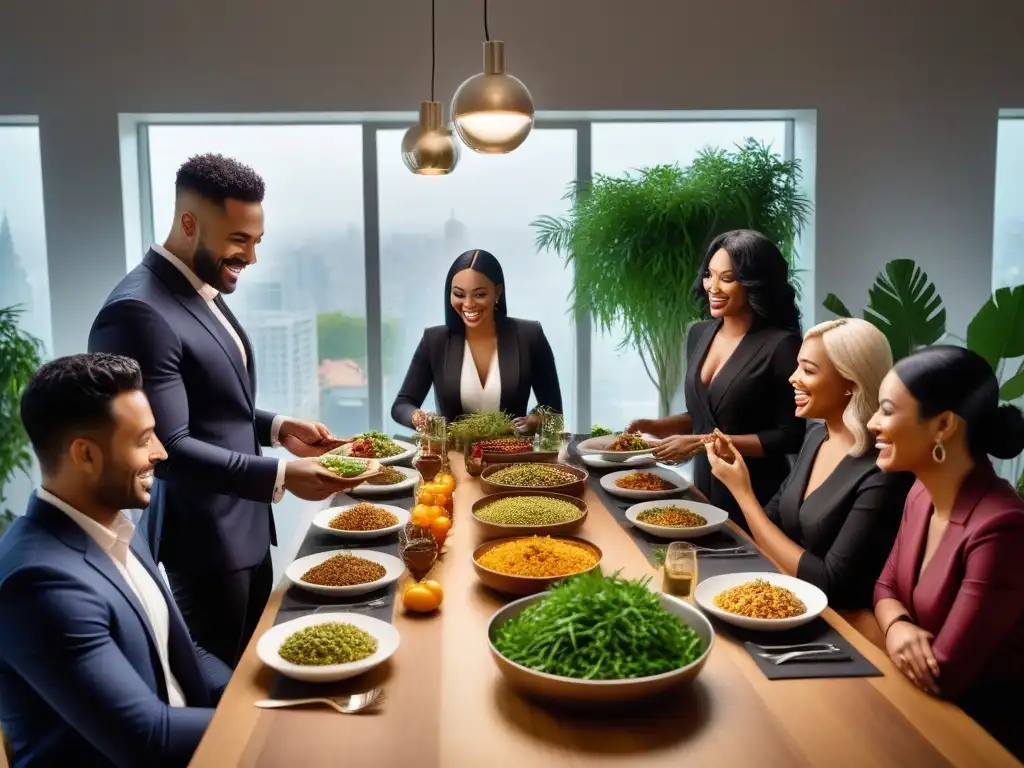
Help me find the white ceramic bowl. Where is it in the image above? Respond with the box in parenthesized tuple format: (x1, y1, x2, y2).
(580, 453, 656, 470)
(312, 503, 410, 540)
(599, 467, 689, 500)
(327, 439, 417, 466)
(577, 433, 655, 463)
(349, 465, 419, 498)
(625, 500, 729, 539)
(488, 591, 714, 704)
(285, 549, 405, 596)
(694, 572, 828, 631)
(257, 611, 400, 682)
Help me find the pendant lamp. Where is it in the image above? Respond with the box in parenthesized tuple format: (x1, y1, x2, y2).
(451, 0, 534, 154)
(401, 0, 460, 175)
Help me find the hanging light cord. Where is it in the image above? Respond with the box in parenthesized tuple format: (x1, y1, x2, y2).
(430, 0, 436, 100)
(484, 0, 490, 41)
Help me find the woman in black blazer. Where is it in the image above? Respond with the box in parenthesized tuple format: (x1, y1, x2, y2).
(630, 230, 807, 530)
(391, 249, 562, 432)
(705, 318, 914, 608)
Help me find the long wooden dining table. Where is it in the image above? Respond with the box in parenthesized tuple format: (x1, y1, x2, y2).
(190, 454, 1020, 767)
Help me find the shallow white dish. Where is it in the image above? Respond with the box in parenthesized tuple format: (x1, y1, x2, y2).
(694, 572, 828, 631)
(349, 465, 419, 497)
(285, 548, 405, 596)
(328, 438, 417, 466)
(577, 433, 656, 463)
(625, 500, 729, 539)
(599, 467, 689, 500)
(581, 453, 656, 470)
(312, 503, 410, 540)
(257, 611, 400, 682)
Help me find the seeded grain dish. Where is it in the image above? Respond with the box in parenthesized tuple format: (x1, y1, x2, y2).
(365, 466, 406, 486)
(301, 554, 387, 587)
(476, 496, 582, 526)
(278, 622, 378, 666)
(615, 472, 677, 492)
(713, 578, 806, 619)
(636, 506, 706, 528)
(488, 464, 578, 488)
(328, 503, 399, 531)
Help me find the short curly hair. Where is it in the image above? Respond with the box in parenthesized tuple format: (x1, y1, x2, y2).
(175, 153, 265, 205)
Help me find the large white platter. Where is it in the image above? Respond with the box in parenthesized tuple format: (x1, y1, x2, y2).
(577, 433, 656, 463)
(312, 503, 410, 540)
(599, 467, 689, 500)
(284, 548, 405, 597)
(625, 500, 729, 539)
(694, 572, 828, 632)
(328, 438, 417, 466)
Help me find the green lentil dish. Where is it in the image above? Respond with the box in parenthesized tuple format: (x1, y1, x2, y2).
(488, 464, 578, 488)
(278, 622, 378, 666)
(494, 571, 704, 680)
(317, 455, 370, 478)
(476, 496, 582, 526)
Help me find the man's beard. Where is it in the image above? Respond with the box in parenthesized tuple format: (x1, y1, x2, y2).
(193, 241, 229, 292)
(95, 468, 148, 512)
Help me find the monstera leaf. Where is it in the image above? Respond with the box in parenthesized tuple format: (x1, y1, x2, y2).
(966, 286, 1024, 402)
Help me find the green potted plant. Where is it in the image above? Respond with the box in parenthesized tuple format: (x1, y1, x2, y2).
(824, 262, 1024, 491)
(533, 139, 811, 416)
(0, 306, 43, 536)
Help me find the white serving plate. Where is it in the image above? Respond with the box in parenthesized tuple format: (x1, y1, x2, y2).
(328, 438, 417, 466)
(581, 453, 656, 470)
(257, 611, 400, 682)
(577, 433, 656, 463)
(285, 548, 405, 596)
(349, 465, 419, 497)
(625, 500, 729, 539)
(694, 572, 828, 631)
(599, 467, 689, 500)
(312, 503, 410, 540)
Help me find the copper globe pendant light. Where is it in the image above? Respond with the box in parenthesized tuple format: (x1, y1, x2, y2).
(401, 0, 460, 175)
(451, 0, 534, 154)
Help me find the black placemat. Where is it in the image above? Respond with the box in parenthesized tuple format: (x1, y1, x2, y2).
(566, 438, 881, 681)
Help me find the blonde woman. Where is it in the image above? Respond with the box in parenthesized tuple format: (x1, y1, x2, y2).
(706, 318, 914, 608)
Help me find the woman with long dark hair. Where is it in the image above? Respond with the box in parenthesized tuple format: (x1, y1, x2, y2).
(870, 346, 1024, 757)
(391, 249, 562, 432)
(629, 229, 806, 530)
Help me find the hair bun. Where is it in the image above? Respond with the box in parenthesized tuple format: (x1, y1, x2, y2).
(983, 403, 1024, 460)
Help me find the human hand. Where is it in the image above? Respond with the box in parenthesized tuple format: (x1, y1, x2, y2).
(651, 434, 706, 463)
(412, 410, 429, 431)
(283, 457, 370, 501)
(625, 418, 656, 436)
(278, 418, 336, 458)
(885, 620, 941, 695)
(704, 432, 751, 494)
(512, 414, 540, 435)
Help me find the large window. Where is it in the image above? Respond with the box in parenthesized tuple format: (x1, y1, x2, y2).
(377, 128, 577, 433)
(994, 117, 1024, 291)
(0, 123, 51, 520)
(588, 121, 791, 429)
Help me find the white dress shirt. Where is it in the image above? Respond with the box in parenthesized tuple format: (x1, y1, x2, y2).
(151, 243, 288, 503)
(460, 340, 502, 414)
(37, 487, 187, 708)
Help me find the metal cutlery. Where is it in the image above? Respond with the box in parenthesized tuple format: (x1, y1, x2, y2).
(255, 688, 384, 714)
(750, 642, 837, 652)
(758, 645, 844, 665)
(285, 596, 389, 612)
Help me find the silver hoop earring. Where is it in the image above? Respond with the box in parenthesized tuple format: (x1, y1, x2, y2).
(932, 440, 946, 464)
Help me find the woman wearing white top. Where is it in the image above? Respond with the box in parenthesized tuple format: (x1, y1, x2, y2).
(391, 249, 563, 434)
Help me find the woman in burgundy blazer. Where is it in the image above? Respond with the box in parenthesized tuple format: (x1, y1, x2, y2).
(869, 346, 1024, 758)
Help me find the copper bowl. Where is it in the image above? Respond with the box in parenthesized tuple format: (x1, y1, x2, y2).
(471, 491, 588, 540)
(480, 462, 588, 498)
(488, 591, 715, 705)
(472, 535, 601, 596)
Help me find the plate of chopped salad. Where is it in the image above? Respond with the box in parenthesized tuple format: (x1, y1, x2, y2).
(328, 431, 417, 465)
(577, 432, 656, 462)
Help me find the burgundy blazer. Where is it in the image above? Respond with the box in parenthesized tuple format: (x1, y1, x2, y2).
(874, 462, 1024, 698)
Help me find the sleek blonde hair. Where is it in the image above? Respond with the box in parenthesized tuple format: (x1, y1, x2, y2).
(804, 318, 893, 456)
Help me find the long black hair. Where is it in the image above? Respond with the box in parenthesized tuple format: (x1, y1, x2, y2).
(894, 345, 1024, 460)
(444, 249, 508, 333)
(690, 229, 802, 332)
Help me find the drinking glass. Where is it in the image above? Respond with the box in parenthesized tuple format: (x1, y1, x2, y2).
(662, 542, 698, 600)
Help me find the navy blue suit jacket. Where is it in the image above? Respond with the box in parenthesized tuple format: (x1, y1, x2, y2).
(0, 495, 231, 768)
(88, 250, 278, 571)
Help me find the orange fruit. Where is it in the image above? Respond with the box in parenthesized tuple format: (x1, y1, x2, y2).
(410, 504, 432, 528)
(421, 580, 444, 603)
(430, 516, 451, 547)
(426, 505, 445, 524)
(403, 583, 441, 612)
(416, 489, 436, 506)
(435, 473, 456, 492)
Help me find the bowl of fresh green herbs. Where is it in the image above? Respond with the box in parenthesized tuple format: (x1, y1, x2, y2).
(487, 571, 713, 705)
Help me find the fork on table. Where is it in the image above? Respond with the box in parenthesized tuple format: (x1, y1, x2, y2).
(753, 643, 844, 665)
(255, 688, 384, 714)
(284, 596, 389, 613)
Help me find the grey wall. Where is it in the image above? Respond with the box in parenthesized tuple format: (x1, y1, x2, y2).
(2, 0, 1022, 355)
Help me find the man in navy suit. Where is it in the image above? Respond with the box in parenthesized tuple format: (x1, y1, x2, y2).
(0, 354, 232, 768)
(88, 154, 362, 667)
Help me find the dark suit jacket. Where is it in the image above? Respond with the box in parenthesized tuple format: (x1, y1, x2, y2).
(391, 317, 562, 428)
(684, 318, 807, 530)
(88, 249, 278, 572)
(765, 423, 913, 608)
(0, 495, 231, 768)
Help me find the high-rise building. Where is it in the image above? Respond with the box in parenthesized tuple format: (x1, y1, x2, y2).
(0, 213, 33, 320)
(245, 311, 320, 421)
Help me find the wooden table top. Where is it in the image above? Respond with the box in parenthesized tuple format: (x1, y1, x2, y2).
(191, 456, 1020, 768)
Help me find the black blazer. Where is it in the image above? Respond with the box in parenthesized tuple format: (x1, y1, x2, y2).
(88, 249, 279, 572)
(685, 318, 806, 530)
(391, 317, 562, 428)
(765, 424, 914, 608)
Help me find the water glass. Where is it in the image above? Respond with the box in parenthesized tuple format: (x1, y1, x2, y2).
(662, 542, 698, 600)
